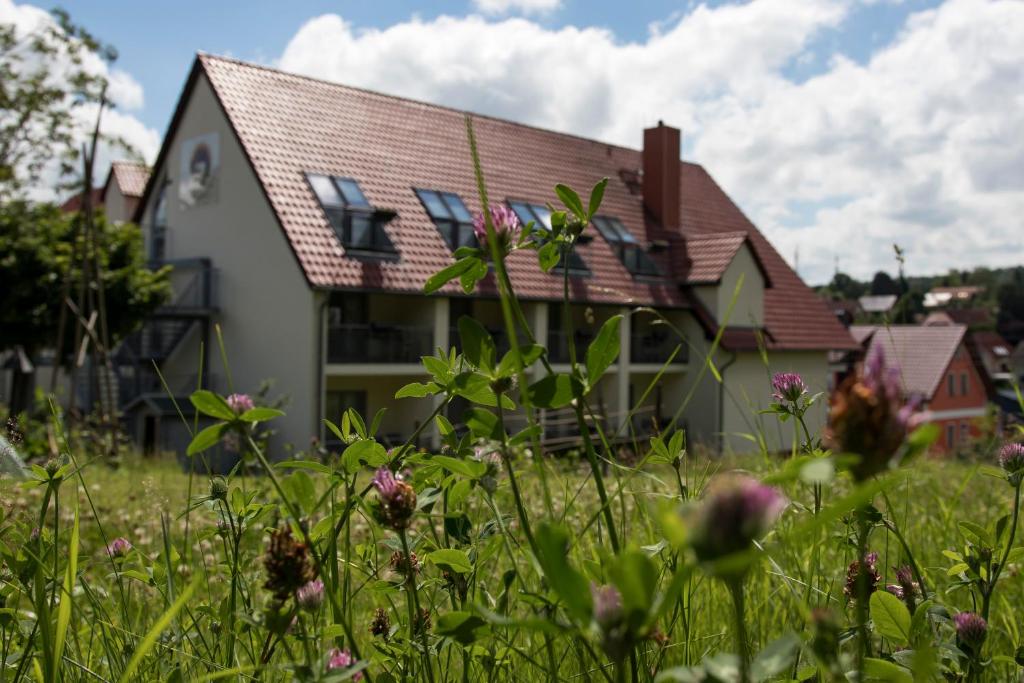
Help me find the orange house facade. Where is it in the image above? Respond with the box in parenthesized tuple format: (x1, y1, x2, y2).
(851, 325, 989, 454)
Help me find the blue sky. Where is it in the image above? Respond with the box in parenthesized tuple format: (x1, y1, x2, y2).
(9, 0, 1023, 283)
(58, 0, 938, 136)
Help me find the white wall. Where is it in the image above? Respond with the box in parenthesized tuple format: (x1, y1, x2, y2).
(692, 243, 765, 327)
(138, 73, 319, 451)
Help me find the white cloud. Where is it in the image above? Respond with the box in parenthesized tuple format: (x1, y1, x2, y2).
(472, 0, 562, 16)
(278, 0, 1024, 282)
(0, 0, 159, 201)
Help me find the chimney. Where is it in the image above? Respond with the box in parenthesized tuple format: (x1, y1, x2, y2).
(642, 121, 681, 232)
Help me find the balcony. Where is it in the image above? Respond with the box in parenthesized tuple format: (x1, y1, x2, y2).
(327, 323, 433, 364)
(547, 329, 597, 364)
(631, 329, 688, 365)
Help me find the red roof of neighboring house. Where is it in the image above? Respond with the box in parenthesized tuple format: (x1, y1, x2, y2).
(971, 330, 1012, 358)
(107, 161, 150, 198)
(59, 187, 103, 213)
(138, 54, 855, 352)
(850, 324, 967, 398)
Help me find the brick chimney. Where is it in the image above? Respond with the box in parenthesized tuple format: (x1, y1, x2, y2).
(642, 121, 681, 232)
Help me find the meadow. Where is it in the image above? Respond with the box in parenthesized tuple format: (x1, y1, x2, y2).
(1, 119, 1023, 682)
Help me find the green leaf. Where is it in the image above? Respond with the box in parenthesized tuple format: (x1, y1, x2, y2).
(342, 439, 388, 473)
(587, 177, 608, 219)
(751, 633, 801, 680)
(585, 315, 622, 386)
(425, 257, 475, 294)
(426, 548, 473, 574)
(535, 523, 592, 623)
(527, 374, 581, 409)
(435, 611, 490, 645)
(239, 407, 284, 423)
(395, 382, 441, 399)
(53, 504, 79, 681)
(555, 183, 585, 219)
(861, 657, 913, 683)
(432, 455, 487, 479)
(190, 390, 235, 421)
(871, 591, 912, 643)
(607, 549, 658, 629)
(118, 578, 200, 683)
(187, 422, 228, 456)
(538, 241, 560, 272)
(458, 316, 496, 371)
(283, 470, 317, 515)
(496, 344, 544, 377)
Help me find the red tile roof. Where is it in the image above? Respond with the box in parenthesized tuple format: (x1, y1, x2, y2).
(109, 161, 150, 198)
(682, 232, 747, 284)
(143, 54, 855, 352)
(59, 187, 104, 213)
(850, 324, 968, 398)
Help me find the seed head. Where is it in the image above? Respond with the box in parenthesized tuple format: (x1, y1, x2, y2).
(771, 372, 807, 405)
(370, 607, 391, 639)
(209, 476, 228, 500)
(5, 417, 23, 445)
(263, 527, 315, 600)
(106, 537, 132, 559)
(687, 475, 786, 574)
(226, 393, 255, 415)
(372, 468, 417, 530)
(953, 612, 987, 652)
(296, 578, 324, 612)
(389, 550, 420, 577)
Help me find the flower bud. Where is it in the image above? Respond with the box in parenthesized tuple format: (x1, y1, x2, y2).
(372, 468, 417, 530)
(226, 393, 255, 415)
(771, 372, 807, 404)
(209, 476, 228, 500)
(998, 443, 1024, 485)
(106, 537, 133, 559)
(954, 612, 987, 653)
(473, 206, 522, 254)
(370, 607, 391, 639)
(843, 552, 880, 601)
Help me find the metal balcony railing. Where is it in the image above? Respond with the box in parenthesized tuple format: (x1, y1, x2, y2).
(153, 258, 216, 313)
(630, 330, 688, 364)
(327, 323, 433, 364)
(547, 328, 597, 364)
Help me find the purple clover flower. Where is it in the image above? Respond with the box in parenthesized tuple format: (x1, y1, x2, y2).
(590, 583, 623, 629)
(296, 578, 324, 612)
(998, 443, 1024, 478)
(771, 372, 807, 404)
(372, 467, 417, 530)
(106, 537, 132, 559)
(688, 475, 787, 574)
(226, 393, 255, 415)
(953, 612, 987, 651)
(473, 205, 521, 253)
(327, 647, 362, 680)
(843, 551, 880, 601)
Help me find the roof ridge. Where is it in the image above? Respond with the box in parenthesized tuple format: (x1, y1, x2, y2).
(197, 52, 710, 167)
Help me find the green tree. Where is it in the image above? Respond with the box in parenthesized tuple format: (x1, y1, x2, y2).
(0, 202, 169, 412)
(869, 271, 900, 296)
(0, 9, 115, 198)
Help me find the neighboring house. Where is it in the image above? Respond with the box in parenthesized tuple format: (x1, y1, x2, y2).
(924, 285, 984, 309)
(850, 325, 988, 453)
(858, 295, 897, 316)
(923, 309, 993, 330)
(120, 54, 855, 456)
(57, 161, 150, 223)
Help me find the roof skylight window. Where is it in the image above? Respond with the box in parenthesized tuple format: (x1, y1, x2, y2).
(307, 174, 396, 256)
(508, 200, 589, 275)
(592, 215, 660, 277)
(415, 189, 477, 250)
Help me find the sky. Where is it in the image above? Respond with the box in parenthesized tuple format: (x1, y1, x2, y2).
(3, 0, 1023, 284)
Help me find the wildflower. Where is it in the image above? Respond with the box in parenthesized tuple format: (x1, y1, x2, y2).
(473, 441, 502, 494)
(43, 457, 62, 478)
(106, 537, 132, 559)
(209, 476, 228, 500)
(296, 578, 324, 612)
(953, 612, 987, 652)
(998, 443, 1024, 485)
(827, 345, 919, 481)
(5, 417, 23, 445)
(221, 431, 241, 453)
(844, 552, 880, 601)
(415, 607, 432, 634)
(372, 468, 417, 530)
(327, 648, 363, 680)
(370, 607, 391, 639)
(226, 393, 255, 415)
(473, 205, 521, 253)
(892, 565, 920, 613)
(771, 372, 807, 404)
(590, 583, 623, 630)
(687, 475, 787, 575)
(263, 527, 316, 600)
(389, 550, 420, 577)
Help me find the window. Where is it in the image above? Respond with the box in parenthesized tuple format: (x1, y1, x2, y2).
(325, 390, 367, 427)
(592, 215, 660, 277)
(947, 424, 956, 447)
(307, 174, 396, 255)
(509, 200, 589, 275)
(960, 421, 969, 443)
(415, 189, 476, 250)
(960, 373, 968, 395)
(150, 182, 168, 262)
(948, 374, 956, 396)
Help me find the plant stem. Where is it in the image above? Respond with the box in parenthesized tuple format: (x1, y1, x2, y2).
(728, 578, 750, 683)
(400, 529, 435, 683)
(854, 509, 872, 676)
(982, 481, 1021, 621)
